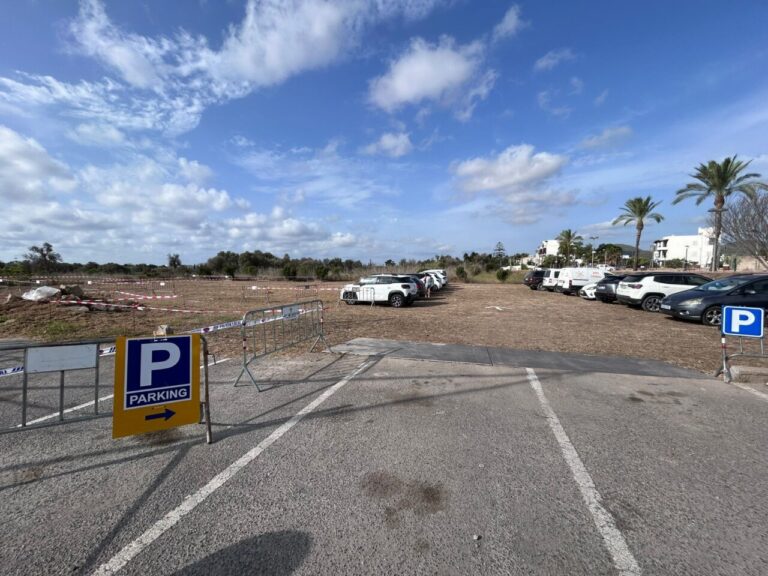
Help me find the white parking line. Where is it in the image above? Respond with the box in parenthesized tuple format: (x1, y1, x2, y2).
(729, 381, 768, 402)
(526, 368, 642, 576)
(92, 355, 378, 576)
(18, 358, 230, 428)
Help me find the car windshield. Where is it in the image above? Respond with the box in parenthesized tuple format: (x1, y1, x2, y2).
(695, 277, 753, 292)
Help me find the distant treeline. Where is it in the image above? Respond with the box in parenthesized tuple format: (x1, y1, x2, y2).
(0, 246, 469, 282)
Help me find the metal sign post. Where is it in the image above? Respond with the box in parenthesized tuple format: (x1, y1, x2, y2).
(716, 306, 766, 382)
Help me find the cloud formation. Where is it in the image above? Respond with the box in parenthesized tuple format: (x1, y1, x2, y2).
(369, 37, 489, 115)
(534, 48, 576, 71)
(579, 125, 633, 149)
(454, 144, 567, 193)
(492, 5, 526, 41)
(362, 132, 414, 157)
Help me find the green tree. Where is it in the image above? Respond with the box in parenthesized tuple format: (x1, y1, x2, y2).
(25, 242, 61, 273)
(672, 156, 767, 271)
(384, 259, 395, 268)
(556, 229, 583, 266)
(612, 196, 664, 270)
(167, 253, 181, 270)
(493, 242, 506, 262)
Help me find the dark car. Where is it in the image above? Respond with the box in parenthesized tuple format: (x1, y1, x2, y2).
(594, 274, 626, 303)
(660, 274, 768, 325)
(402, 274, 427, 297)
(523, 269, 546, 290)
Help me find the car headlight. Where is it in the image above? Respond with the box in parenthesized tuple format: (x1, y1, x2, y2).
(681, 298, 703, 306)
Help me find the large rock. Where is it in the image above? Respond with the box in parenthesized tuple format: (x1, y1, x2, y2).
(60, 285, 85, 298)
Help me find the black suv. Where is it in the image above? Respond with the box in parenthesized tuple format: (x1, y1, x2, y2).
(523, 269, 546, 290)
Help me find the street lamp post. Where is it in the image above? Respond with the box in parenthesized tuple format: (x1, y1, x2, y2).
(684, 245, 689, 271)
(589, 236, 599, 267)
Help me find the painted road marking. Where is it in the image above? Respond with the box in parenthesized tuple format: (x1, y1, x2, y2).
(92, 356, 377, 576)
(17, 359, 229, 428)
(526, 368, 642, 576)
(729, 381, 768, 402)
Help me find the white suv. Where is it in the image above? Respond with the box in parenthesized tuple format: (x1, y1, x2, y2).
(420, 269, 447, 286)
(616, 272, 711, 312)
(340, 275, 418, 307)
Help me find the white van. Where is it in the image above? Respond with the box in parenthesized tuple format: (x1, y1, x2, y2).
(556, 268, 609, 295)
(541, 269, 561, 291)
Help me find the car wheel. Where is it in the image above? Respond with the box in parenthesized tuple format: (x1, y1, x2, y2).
(389, 293, 405, 308)
(702, 306, 722, 326)
(345, 300, 356, 305)
(641, 295, 662, 312)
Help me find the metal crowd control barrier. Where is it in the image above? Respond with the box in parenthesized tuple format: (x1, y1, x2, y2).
(715, 335, 767, 383)
(1, 336, 214, 443)
(234, 300, 329, 389)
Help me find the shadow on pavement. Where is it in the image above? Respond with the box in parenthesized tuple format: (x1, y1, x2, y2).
(172, 530, 312, 576)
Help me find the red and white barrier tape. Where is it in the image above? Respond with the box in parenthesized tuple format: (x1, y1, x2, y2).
(56, 299, 244, 315)
(115, 291, 178, 300)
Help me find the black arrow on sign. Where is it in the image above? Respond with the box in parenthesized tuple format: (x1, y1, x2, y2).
(145, 408, 175, 422)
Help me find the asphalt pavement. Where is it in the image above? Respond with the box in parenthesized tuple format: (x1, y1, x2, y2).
(1, 339, 766, 575)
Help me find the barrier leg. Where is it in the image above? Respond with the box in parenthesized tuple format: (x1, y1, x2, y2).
(721, 337, 732, 383)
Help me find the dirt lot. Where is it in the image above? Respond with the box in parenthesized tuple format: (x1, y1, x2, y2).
(0, 277, 740, 374)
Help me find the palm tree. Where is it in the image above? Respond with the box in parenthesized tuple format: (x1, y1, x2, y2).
(556, 229, 583, 266)
(612, 196, 664, 270)
(673, 156, 767, 271)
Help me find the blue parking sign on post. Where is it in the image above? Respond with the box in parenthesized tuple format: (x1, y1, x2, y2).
(722, 306, 764, 338)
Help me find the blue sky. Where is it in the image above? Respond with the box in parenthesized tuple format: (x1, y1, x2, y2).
(2, 0, 767, 265)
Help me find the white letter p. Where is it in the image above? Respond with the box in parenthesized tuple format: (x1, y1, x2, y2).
(732, 310, 755, 333)
(140, 343, 180, 387)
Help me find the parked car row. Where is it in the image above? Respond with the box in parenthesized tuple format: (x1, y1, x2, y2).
(528, 267, 768, 326)
(339, 269, 448, 307)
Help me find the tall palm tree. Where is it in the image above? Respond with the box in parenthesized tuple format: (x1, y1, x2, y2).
(556, 229, 583, 266)
(612, 196, 664, 270)
(673, 156, 766, 271)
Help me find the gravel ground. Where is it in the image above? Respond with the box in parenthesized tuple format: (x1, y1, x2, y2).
(0, 279, 735, 373)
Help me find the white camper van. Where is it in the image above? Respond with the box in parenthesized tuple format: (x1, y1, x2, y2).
(555, 268, 609, 295)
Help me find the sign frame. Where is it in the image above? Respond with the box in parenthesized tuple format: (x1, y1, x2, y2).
(113, 334, 201, 438)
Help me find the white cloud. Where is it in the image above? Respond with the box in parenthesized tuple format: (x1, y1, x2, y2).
(579, 125, 633, 149)
(537, 90, 571, 118)
(594, 90, 608, 106)
(570, 77, 584, 95)
(534, 48, 576, 72)
(492, 5, 526, 42)
(362, 132, 414, 157)
(0, 125, 76, 202)
(178, 157, 213, 184)
(68, 123, 126, 147)
(69, 0, 165, 89)
(453, 144, 568, 193)
(236, 142, 401, 209)
(1, 1, 447, 138)
(368, 36, 494, 119)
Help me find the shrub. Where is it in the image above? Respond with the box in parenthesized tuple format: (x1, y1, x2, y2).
(496, 269, 510, 282)
(455, 265, 467, 280)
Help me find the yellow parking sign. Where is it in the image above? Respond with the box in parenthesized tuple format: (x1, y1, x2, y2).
(113, 335, 201, 438)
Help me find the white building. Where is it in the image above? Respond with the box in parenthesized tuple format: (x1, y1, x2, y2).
(532, 239, 560, 265)
(652, 227, 714, 267)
